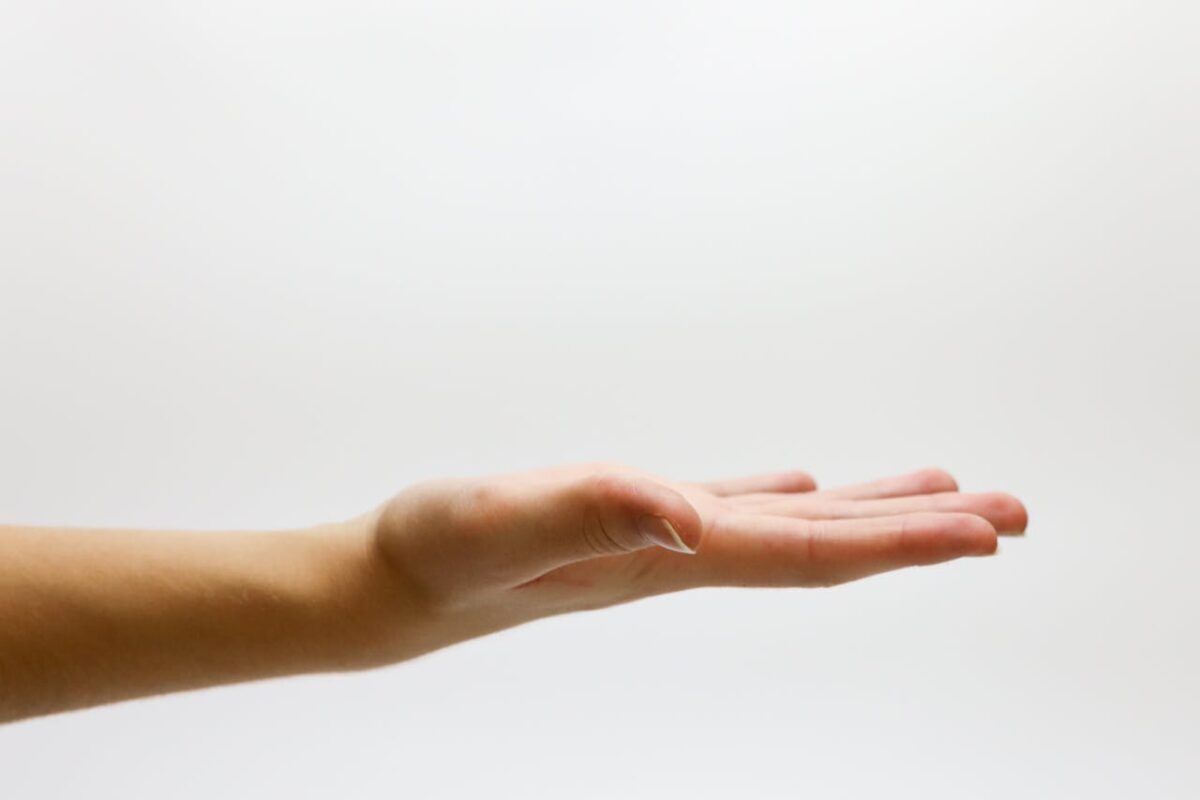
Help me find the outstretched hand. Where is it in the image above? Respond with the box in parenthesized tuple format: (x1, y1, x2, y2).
(366, 464, 1026, 659)
(0, 462, 1026, 721)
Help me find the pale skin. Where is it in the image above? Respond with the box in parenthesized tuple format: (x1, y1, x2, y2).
(0, 464, 1027, 723)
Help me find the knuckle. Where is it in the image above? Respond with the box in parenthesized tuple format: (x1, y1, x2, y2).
(579, 509, 633, 555)
(802, 520, 826, 564)
(577, 471, 646, 554)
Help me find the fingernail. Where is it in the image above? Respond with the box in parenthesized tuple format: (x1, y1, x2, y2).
(637, 515, 695, 554)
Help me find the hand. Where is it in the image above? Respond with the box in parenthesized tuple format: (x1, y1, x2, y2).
(364, 464, 1027, 660)
(0, 462, 1026, 721)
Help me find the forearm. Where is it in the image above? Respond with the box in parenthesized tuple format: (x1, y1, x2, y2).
(0, 518, 408, 723)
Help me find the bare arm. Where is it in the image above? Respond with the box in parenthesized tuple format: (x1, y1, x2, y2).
(0, 520, 411, 721)
(0, 464, 1027, 723)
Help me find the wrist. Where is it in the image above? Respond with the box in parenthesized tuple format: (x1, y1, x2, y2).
(296, 513, 431, 670)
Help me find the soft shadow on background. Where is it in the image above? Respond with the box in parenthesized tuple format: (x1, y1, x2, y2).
(1, 2, 1197, 797)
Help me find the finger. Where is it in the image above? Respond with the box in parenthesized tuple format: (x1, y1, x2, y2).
(726, 468, 957, 506)
(752, 491, 1028, 535)
(813, 468, 958, 500)
(698, 470, 817, 497)
(674, 511, 996, 589)
(466, 472, 705, 585)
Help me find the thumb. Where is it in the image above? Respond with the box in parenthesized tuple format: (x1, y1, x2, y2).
(485, 472, 704, 583)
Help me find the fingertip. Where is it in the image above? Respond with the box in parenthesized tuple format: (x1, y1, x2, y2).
(978, 492, 1029, 535)
(976, 528, 1000, 555)
(644, 489, 704, 553)
(959, 512, 999, 555)
(780, 470, 818, 492)
(1008, 497, 1029, 535)
(914, 467, 959, 493)
(637, 515, 697, 554)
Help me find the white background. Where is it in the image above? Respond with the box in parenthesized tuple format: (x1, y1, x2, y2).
(2, 1, 1198, 797)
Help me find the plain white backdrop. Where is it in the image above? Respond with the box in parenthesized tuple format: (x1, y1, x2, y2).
(1, 1, 1197, 797)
